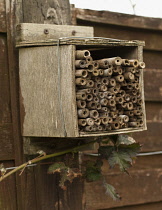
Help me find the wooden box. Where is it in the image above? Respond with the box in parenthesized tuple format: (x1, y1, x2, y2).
(17, 23, 147, 137)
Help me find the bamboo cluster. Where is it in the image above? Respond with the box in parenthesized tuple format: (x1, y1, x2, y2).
(75, 49, 145, 132)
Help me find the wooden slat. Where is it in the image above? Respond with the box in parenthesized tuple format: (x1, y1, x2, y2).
(133, 122, 162, 151)
(16, 23, 94, 45)
(22, 168, 37, 210)
(0, 0, 6, 32)
(19, 45, 78, 137)
(5, 1, 24, 209)
(77, 17, 162, 51)
(0, 123, 14, 160)
(144, 50, 162, 69)
(0, 35, 12, 123)
(34, 165, 59, 210)
(59, 178, 84, 210)
(84, 169, 162, 209)
(0, 161, 17, 209)
(100, 155, 162, 174)
(144, 69, 162, 101)
(145, 102, 162, 122)
(105, 202, 162, 210)
(76, 8, 162, 32)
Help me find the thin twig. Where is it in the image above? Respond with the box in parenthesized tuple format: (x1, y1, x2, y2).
(0, 140, 97, 182)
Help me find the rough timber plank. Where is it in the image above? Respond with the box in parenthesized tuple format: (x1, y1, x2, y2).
(108, 202, 162, 210)
(0, 35, 12, 123)
(5, 1, 24, 209)
(144, 50, 162, 69)
(77, 17, 162, 51)
(0, 0, 6, 32)
(19, 45, 78, 137)
(22, 168, 37, 210)
(0, 123, 14, 160)
(34, 165, 58, 210)
(100, 155, 162, 173)
(0, 161, 17, 210)
(76, 8, 162, 31)
(132, 122, 162, 152)
(58, 178, 84, 210)
(145, 102, 162, 122)
(60, 45, 78, 137)
(84, 169, 162, 210)
(23, 0, 71, 25)
(144, 69, 162, 101)
(16, 23, 94, 46)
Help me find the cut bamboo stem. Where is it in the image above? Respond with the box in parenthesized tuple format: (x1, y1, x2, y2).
(78, 108, 90, 118)
(76, 92, 87, 100)
(75, 60, 86, 68)
(106, 57, 122, 66)
(75, 78, 87, 86)
(75, 50, 91, 60)
(129, 59, 139, 68)
(138, 62, 145, 69)
(75, 70, 88, 78)
(78, 119, 87, 126)
(77, 100, 86, 108)
(103, 68, 113, 76)
(89, 110, 99, 118)
(97, 59, 109, 68)
(86, 118, 95, 126)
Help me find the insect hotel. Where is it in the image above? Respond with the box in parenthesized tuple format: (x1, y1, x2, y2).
(17, 23, 147, 138)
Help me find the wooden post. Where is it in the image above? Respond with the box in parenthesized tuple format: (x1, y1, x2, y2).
(5, 0, 85, 209)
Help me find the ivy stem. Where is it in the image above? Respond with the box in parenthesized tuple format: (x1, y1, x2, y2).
(0, 140, 97, 182)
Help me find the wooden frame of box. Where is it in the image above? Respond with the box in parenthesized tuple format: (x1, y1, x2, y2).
(17, 23, 147, 138)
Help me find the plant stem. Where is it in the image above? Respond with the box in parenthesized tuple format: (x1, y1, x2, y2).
(0, 140, 97, 182)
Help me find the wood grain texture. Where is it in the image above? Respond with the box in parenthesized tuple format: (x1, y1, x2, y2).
(5, 0, 24, 209)
(0, 161, 17, 210)
(105, 202, 162, 210)
(0, 0, 6, 32)
(0, 123, 14, 160)
(144, 69, 162, 101)
(34, 165, 59, 210)
(60, 45, 79, 137)
(23, 0, 71, 25)
(59, 178, 84, 210)
(133, 122, 162, 151)
(77, 17, 162, 51)
(83, 154, 162, 176)
(19, 45, 78, 137)
(144, 50, 162, 69)
(84, 169, 162, 209)
(76, 8, 162, 32)
(145, 102, 162, 122)
(22, 167, 37, 210)
(16, 23, 94, 46)
(0, 35, 12, 123)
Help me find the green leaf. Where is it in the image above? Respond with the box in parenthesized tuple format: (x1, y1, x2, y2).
(108, 151, 132, 172)
(84, 160, 103, 182)
(119, 143, 141, 158)
(103, 182, 121, 201)
(98, 146, 114, 159)
(116, 135, 136, 146)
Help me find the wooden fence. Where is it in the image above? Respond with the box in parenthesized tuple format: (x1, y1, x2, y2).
(1, 1, 162, 209)
(74, 8, 162, 210)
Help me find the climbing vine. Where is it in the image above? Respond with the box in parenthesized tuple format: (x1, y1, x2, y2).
(0, 134, 141, 200)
